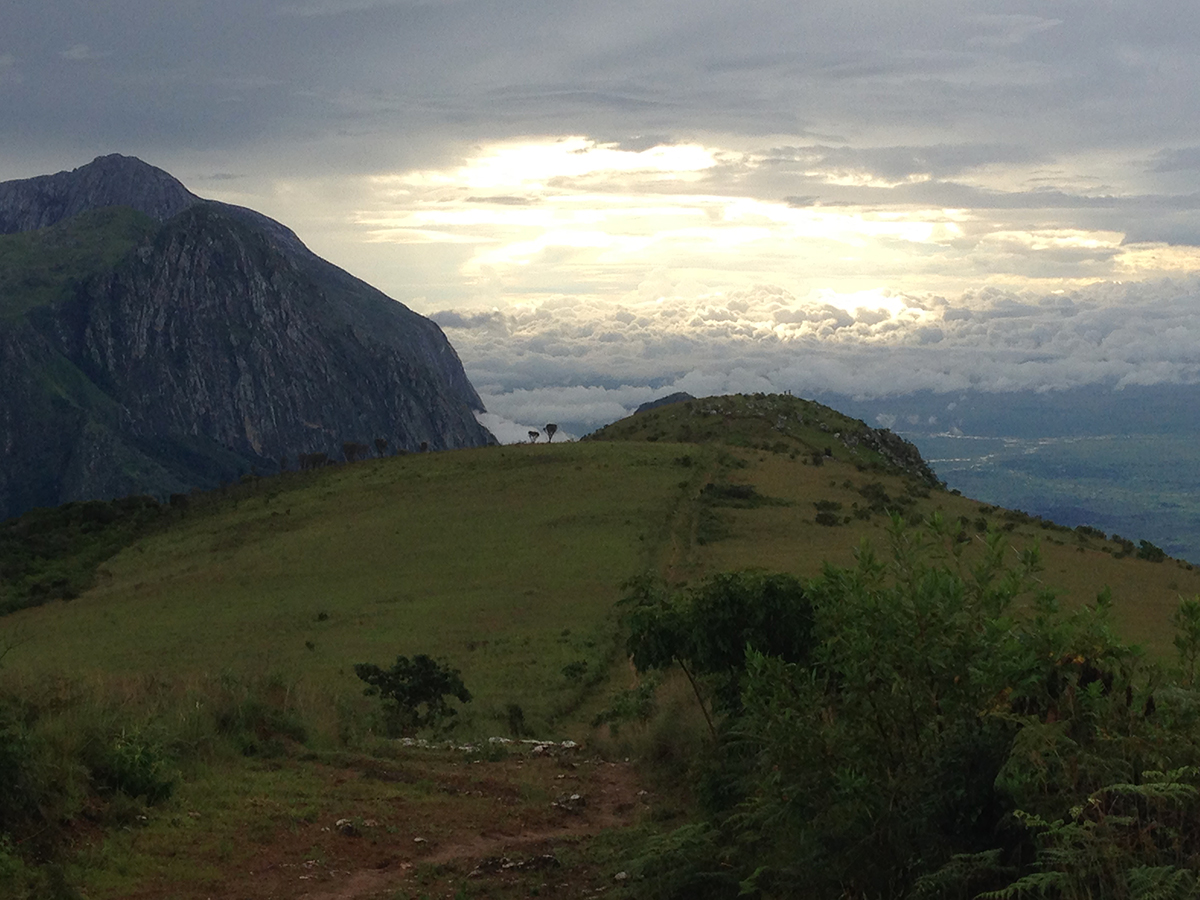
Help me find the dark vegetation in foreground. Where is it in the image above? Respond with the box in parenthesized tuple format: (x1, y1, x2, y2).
(613, 518, 1200, 900)
(0, 670, 310, 896)
(0, 494, 165, 615)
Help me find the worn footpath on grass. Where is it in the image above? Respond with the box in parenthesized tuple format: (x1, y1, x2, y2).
(87, 744, 651, 900)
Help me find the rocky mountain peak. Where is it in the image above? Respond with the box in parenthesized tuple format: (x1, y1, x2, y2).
(0, 156, 494, 519)
(0, 154, 200, 235)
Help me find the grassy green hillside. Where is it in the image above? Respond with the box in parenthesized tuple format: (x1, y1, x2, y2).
(0, 206, 157, 321)
(2, 392, 1199, 898)
(587, 393, 1200, 652)
(6, 441, 695, 736)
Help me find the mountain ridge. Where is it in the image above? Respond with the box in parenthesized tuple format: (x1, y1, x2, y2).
(0, 156, 493, 520)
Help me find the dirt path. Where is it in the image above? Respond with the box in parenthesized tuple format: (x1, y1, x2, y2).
(658, 452, 721, 585)
(235, 754, 650, 900)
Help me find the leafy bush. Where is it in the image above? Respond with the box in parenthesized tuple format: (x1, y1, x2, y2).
(0, 699, 47, 841)
(1138, 539, 1167, 562)
(623, 516, 1200, 900)
(211, 674, 309, 756)
(622, 570, 813, 738)
(593, 676, 661, 734)
(86, 727, 174, 803)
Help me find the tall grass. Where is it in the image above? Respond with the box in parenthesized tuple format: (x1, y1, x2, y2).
(0, 667, 324, 895)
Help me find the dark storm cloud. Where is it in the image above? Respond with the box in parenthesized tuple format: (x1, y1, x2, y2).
(5, 0, 1200, 180)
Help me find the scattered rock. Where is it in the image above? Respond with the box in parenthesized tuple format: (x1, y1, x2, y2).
(552, 792, 586, 812)
(469, 855, 561, 878)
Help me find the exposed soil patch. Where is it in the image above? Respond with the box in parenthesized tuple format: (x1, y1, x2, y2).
(101, 746, 649, 900)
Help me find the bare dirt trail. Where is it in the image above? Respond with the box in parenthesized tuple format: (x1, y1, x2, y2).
(233, 754, 650, 900)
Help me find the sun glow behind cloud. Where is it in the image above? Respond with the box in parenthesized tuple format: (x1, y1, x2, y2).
(356, 136, 1001, 304)
(399, 137, 721, 191)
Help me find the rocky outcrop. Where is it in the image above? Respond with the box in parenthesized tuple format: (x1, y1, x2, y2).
(0, 155, 200, 234)
(61, 202, 489, 458)
(634, 392, 695, 415)
(0, 156, 494, 519)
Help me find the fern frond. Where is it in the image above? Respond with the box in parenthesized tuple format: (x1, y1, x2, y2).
(1127, 865, 1197, 900)
(978, 870, 1067, 899)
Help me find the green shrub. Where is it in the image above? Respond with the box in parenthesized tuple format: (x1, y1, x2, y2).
(211, 674, 308, 756)
(561, 660, 589, 683)
(0, 700, 45, 839)
(593, 677, 661, 734)
(1138, 539, 1167, 562)
(504, 702, 528, 738)
(87, 727, 174, 803)
(624, 517, 1200, 900)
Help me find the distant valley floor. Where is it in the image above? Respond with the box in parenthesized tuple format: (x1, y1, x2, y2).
(910, 432, 1200, 564)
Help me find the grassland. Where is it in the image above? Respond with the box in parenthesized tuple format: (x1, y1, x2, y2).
(2, 392, 1198, 898)
(4, 440, 698, 737)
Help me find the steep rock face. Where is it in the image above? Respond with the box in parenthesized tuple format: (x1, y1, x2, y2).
(60, 203, 488, 458)
(0, 323, 87, 517)
(0, 155, 200, 234)
(0, 157, 494, 518)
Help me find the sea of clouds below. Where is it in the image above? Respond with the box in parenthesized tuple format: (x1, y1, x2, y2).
(442, 277, 1200, 442)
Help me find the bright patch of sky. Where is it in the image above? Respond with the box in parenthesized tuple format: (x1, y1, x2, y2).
(337, 135, 1187, 319)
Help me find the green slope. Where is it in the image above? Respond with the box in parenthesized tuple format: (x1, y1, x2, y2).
(2, 441, 701, 736)
(0, 206, 157, 321)
(5, 393, 1193, 715)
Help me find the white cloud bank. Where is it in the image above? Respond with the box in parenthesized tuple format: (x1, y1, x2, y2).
(438, 276, 1200, 435)
(474, 412, 578, 446)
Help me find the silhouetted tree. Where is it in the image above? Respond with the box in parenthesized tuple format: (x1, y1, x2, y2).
(1138, 539, 1166, 562)
(374, 438, 388, 457)
(342, 441, 370, 463)
(419, 441, 429, 452)
(528, 430, 540, 443)
(299, 452, 329, 470)
(354, 654, 472, 736)
(545, 423, 558, 442)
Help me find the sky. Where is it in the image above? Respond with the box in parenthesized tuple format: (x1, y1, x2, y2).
(5, 1, 1200, 440)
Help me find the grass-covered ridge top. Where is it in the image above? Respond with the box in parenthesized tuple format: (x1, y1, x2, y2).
(588, 392, 943, 487)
